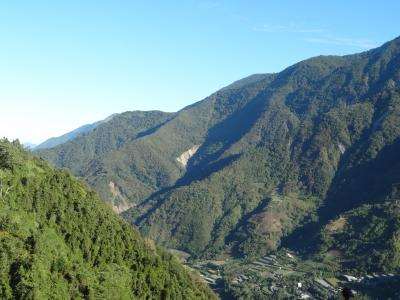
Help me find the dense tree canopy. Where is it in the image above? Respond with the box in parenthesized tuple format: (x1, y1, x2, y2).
(0, 140, 216, 299)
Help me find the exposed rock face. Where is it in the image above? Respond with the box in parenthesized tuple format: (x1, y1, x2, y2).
(338, 143, 346, 154)
(109, 181, 134, 213)
(325, 217, 347, 233)
(176, 145, 200, 167)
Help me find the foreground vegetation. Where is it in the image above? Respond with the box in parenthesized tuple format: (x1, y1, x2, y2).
(0, 140, 216, 299)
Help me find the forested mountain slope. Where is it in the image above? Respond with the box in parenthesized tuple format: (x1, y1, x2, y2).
(37, 36, 400, 272)
(0, 140, 216, 299)
(36, 110, 175, 212)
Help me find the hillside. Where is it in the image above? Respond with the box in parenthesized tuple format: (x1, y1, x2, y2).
(35, 110, 175, 212)
(35, 114, 117, 150)
(0, 140, 216, 299)
(36, 36, 400, 272)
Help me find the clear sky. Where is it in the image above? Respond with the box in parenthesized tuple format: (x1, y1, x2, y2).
(1, 0, 399, 144)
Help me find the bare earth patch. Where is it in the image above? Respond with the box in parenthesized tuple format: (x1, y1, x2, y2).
(109, 181, 135, 214)
(176, 145, 200, 167)
(257, 211, 283, 234)
(325, 249, 342, 258)
(325, 217, 347, 233)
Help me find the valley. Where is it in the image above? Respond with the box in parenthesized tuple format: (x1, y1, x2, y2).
(35, 36, 400, 282)
(3, 2, 399, 299)
(183, 251, 400, 299)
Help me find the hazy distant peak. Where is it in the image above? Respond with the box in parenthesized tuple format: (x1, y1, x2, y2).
(22, 142, 37, 150)
(35, 113, 118, 150)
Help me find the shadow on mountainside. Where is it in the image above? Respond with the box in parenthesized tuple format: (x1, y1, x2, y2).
(282, 137, 400, 253)
(177, 88, 273, 186)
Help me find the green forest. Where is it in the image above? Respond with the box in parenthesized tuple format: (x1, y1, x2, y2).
(0, 140, 216, 299)
(36, 36, 400, 275)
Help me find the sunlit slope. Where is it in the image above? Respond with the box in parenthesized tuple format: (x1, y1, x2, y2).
(0, 140, 217, 299)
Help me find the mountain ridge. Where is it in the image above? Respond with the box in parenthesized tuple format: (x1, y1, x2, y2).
(36, 36, 400, 273)
(35, 113, 118, 150)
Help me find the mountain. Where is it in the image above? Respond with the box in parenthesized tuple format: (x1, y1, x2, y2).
(35, 110, 175, 213)
(22, 142, 37, 149)
(36, 36, 400, 273)
(35, 114, 117, 150)
(0, 139, 216, 299)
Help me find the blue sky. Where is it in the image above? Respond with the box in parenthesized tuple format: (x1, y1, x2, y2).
(1, 0, 399, 144)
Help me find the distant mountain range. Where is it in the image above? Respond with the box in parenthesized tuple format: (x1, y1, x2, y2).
(22, 142, 37, 149)
(34, 114, 117, 150)
(35, 36, 400, 274)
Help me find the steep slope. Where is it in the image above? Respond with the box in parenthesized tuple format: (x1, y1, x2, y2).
(35, 110, 175, 212)
(36, 76, 276, 212)
(128, 37, 400, 267)
(318, 194, 400, 273)
(0, 140, 216, 299)
(35, 114, 117, 150)
(37, 36, 400, 272)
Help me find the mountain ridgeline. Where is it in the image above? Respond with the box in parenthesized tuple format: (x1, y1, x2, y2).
(35, 114, 118, 150)
(0, 140, 216, 299)
(36, 110, 175, 213)
(36, 37, 400, 273)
